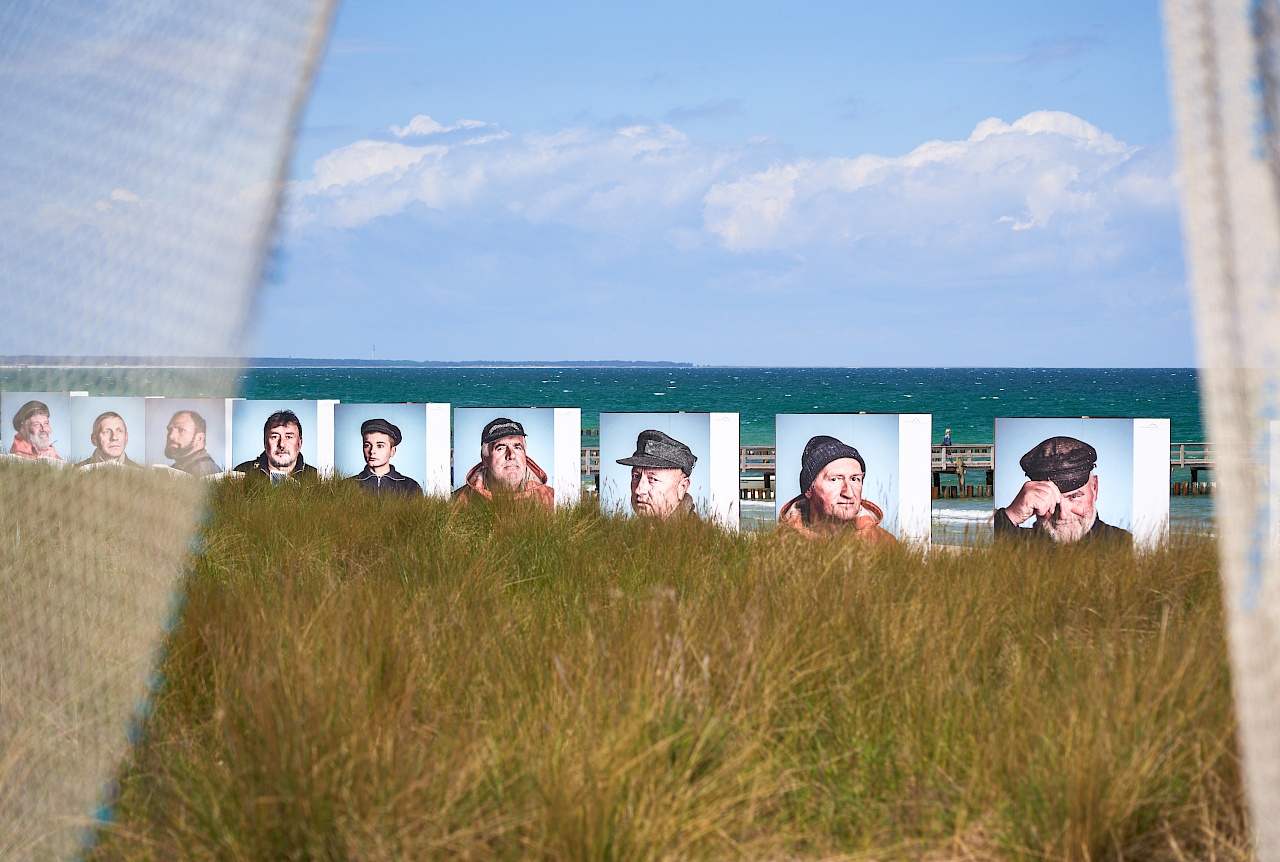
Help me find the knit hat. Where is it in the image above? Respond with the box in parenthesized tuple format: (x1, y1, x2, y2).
(799, 435, 865, 493)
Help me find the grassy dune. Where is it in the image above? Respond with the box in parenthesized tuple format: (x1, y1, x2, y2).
(91, 480, 1245, 861)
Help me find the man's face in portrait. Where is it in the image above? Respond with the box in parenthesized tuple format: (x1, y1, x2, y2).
(630, 466, 691, 518)
(805, 457, 864, 522)
(20, 411, 52, 452)
(1041, 475, 1099, 543)
(363, 432, 395, 470)
(92, 415, 128, 459)
(484, 435, 528, 488)
(165, 412, 204, 460)
(266, 422, 302, 471)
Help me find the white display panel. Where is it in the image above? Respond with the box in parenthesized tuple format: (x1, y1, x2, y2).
(143, 398, 234, 474)
(67, 396, 147, 466)
(230, 400, 321, 473)
(993, 417, 1168, 548)
(774, 413, 931, 545)
(599, 412, 739, 530)
(453, 407, 574, 506)
(0, 391, 73, 463)
(332, 403, 450, 495)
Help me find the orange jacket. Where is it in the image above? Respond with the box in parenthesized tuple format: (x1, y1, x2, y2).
(9, 434, 61, 461)
(451, 456, 555, 510)
(777, 494, 896, 544)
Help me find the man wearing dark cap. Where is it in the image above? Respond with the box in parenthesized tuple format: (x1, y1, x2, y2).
(77, 411, 140, 468)
(452, 417, 554, 509)
(9, 400, 61, 460)
(778, 435, 895, 543)
(349, 418, 422, 496)
(996, 435, 1132, 544)
(233, 409, 318, 483)
(615, 429, 698, 518)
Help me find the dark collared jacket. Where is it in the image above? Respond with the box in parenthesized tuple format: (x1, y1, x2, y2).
(994, 509, 1133, 545)
(170, 448, 222, 477)
(349, 465, 423, 496)
(233, 452, 319, 482)
(76, 450, 142, 468)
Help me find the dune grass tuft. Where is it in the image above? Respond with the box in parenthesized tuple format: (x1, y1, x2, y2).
(90, 479, 1246, 860)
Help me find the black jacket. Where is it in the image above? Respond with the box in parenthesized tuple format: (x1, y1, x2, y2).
(349, 465, 423, 497)
(994, 508, 1133, 546)
(234, 452, 319, 482)
(169, 448, 222, 476)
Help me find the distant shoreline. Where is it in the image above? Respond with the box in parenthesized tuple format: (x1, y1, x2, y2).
(0, 357, 695, 369)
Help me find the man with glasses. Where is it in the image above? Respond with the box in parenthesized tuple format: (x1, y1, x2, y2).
(778, 434, 895, 543)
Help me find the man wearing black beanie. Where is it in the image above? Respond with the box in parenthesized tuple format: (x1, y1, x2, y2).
(778, 434, 895, 543)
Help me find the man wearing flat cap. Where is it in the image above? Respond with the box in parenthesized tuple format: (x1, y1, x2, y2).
(778, 435, 895, 543)
(77, 411, 141, 468)
(616, 429, 699, 519)
(9, 400, 61, 460)
(349, 418, 422, 496)
(452, 417, 554, 509)
(996, 435, 1132, 544)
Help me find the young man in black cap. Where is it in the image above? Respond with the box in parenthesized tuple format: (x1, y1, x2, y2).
(349, 418, 422, 496)
(9, 399, 61, 460)
(452, 417, 554, 509)
(615, 429, 698, 518)
(777, 435, 895, 543)
(234, 409, 318, 483)
(996, 435, 1132, 544)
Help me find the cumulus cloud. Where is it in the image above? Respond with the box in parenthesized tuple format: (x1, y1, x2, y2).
(289, 110, 1176, 279)
(702, 111, 1169, 259)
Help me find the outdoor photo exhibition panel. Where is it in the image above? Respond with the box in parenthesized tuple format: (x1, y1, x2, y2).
(333, 403, 450, 496)
(230, 399, 335, 475)
(143, 398, 234, 473)
(775, 413, 932, 544)
(993, 417, 1169, 549)
(598, 412, 740, 530)
(68, 396, 147, 467)
(453, 407, 582, 506)
(0, 391, 74, 463)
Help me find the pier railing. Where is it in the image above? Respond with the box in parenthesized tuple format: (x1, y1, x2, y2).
(579, 443, 1217, 478)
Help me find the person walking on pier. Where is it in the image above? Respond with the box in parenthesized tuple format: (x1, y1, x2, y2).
(996, 436, 1131, 545)
(942, 428, 952, 448)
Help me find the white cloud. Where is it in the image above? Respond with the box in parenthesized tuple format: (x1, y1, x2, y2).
(289, 110, 1176, 278)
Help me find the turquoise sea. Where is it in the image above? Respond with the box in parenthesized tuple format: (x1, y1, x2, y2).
(0, 366, 1212, 537)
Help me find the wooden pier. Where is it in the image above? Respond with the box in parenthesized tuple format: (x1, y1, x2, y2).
(578, 442, 1218, 500)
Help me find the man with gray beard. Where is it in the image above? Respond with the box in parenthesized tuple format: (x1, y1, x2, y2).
(8, 400, 61, 460)
(995, 436, 1131, 545)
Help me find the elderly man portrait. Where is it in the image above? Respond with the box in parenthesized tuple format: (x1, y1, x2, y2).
(349, 418, 422, 496)
(996, 435, 1132, 545)
(8, 400, 61, 460)
(452, 417, 554, 509)
(778, 435, 895, 543)
(77, 411, 140, 468)
(234, 409, 317, 482)
(164, 409, 222, 476)
(615, 429, 698, 519)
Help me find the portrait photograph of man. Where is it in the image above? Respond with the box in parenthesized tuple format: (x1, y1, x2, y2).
(144, 398, 229, 476)
(598, 413, 714, 520)
(993, 418, 1136, 545)
(231, 401, 320, 483)
(452, 408, 556, 509)
(1, 391, 72, 462)
(69, 396, 146, 468)
(335, 403, 433, 497)
(774, 413, 926, 543)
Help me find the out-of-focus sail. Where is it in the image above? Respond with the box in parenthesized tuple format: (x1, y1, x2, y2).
(0, 0, 334, 856)
(1165, 1, 1280, 857)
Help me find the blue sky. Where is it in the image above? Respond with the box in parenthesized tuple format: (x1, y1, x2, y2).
(260, 0, 1184, 365)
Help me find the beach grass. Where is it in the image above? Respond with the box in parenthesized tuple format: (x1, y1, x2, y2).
(83, 478, 1245, 861)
